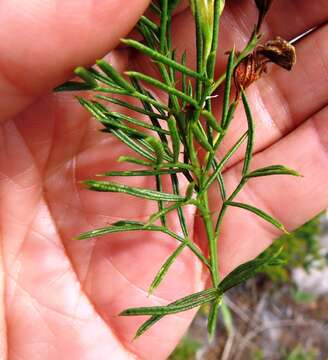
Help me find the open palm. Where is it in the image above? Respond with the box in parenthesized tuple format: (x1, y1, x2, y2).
(0, 1, 327, 359)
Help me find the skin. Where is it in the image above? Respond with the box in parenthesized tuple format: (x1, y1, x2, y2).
(0, 0, 327, 359)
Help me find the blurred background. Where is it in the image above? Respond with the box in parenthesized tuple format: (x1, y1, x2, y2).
(170, 212, 328, 360)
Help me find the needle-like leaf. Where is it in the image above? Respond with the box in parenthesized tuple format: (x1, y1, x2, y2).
(148, 242, 187, 295)
(95, 95, 168, 120)
(218, 247, 283, 293)
(133, 288, 218, 338)
(74, 66, 98, 87)
(84, 180, 186, 202)
(203, 132, 248, 192)
(245, 165, 301, 178)
(120, 287, 219, 316)
(221, 49, 235, 128)
(122, 39, 208, 81)
(126, 71, 200, 109)
(225, 201, 289, 233)
(100, 169, 183, 177)
(241, 90, 255, 176)
(54, 81, 94, 92)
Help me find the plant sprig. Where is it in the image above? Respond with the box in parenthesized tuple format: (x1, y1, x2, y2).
(56, 0, 298, 339)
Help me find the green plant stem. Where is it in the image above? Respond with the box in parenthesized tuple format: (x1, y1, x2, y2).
(200, 190, 219, 287)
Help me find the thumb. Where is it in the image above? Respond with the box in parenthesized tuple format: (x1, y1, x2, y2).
(0, 0, 150, 122)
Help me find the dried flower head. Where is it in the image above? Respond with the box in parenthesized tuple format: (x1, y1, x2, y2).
(256, 36, 297, 71)
(234, 36, 296, 95)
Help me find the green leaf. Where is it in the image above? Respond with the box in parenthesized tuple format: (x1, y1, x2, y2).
(245, 165, 301, 179)
(148, 242, 187, 295)
(122, 39, 208, 82)
(201, 110, 222, 132)
(77, 219, 208, 267)
(117, 156, 153, 167)
(80, 99, 148, 139)
(99, 81, 170, 113)
(54, 81, 94, 92)
(207, 0, 225, 79)
(125, 71, 200, 109)
(96, 60, 135, 92)
(147, 201, 189, 226)
(225, 201, 288, 233)
(145, 137, 164, 164)
(241, 90, 255, 176)
(111, 220, 144, 227)
(138, 16, 159, 32)
(192, 123, 213, 152)
(133, 288, 217, 338)
(221, 49, 235, 128)
(223, 101, 238, 130)
(77, 99, 156, 161)
(120, 287, 219, 317)
(211, 158, 227, 201)
(83, 180, 185, 202)
(100, 169, 183, 177)
(77, 221, 181, 242)
(108, 112, 170, 135)
(203, 131, 248, 192)
(95, 104, 157, 151)
(159, 0, 169, 53)
(88, 68, 121, 88)
(218, 248, 282, 293)
(74, 66, 98, 87)
(95, 95, 168, 120)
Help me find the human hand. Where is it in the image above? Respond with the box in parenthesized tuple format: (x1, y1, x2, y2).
(0, 1, 327, 359)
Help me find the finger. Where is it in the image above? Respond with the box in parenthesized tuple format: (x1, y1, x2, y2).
(0, 0, 150, 122)
(211, 104, 328, 276)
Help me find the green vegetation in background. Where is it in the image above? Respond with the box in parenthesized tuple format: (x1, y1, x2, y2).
(169, 336, 201, 360)
(260, 214, 326, 282)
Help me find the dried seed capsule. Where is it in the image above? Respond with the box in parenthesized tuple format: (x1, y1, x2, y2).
(234, 36, 296, 95)
(234, 54, 265, 92)
(256, 37, 296, 71)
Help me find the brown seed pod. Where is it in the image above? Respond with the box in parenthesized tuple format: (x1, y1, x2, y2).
(256, 37, 296, 71)
(234, 53, 267, 94)
(234, 36, 296, 97)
